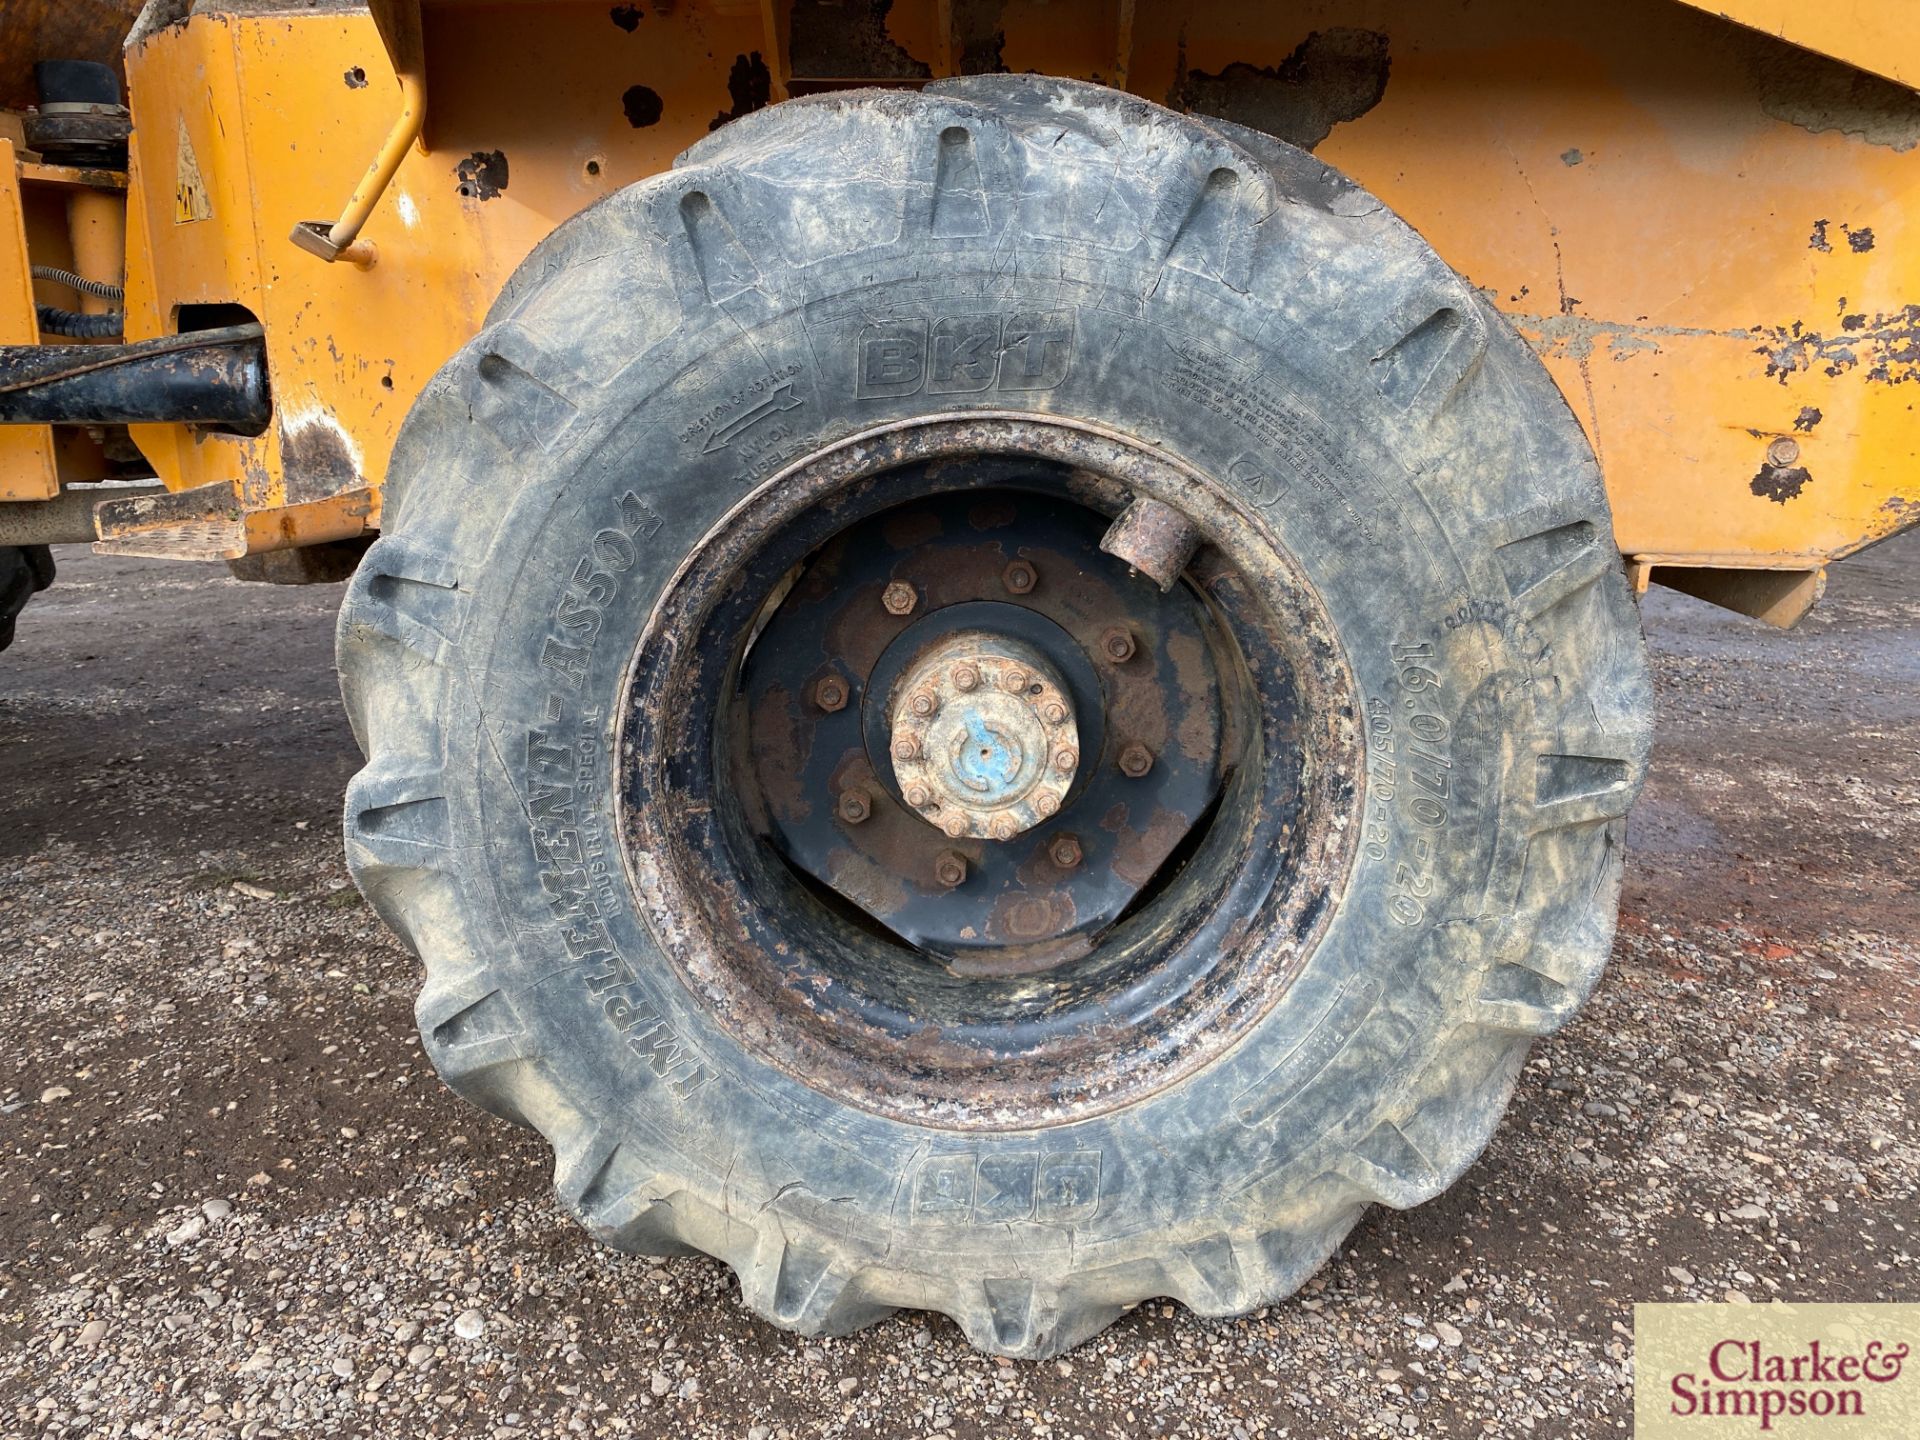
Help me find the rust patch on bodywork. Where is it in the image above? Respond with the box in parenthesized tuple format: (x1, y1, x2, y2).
(1176, 29, 1391, 151)
(1751, 462, 1812, 504)
(709, 53, 771, 131)
(1758, 304, 1920, 385)
(789, 0, 930, 81)
(622, 84, 663, 128)
(454, 149, 507, 201)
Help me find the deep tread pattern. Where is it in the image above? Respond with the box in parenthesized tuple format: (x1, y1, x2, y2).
(339, 76, 1652, 1358)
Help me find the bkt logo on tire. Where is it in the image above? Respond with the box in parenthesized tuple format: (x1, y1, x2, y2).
(856, 311, 1075, 398)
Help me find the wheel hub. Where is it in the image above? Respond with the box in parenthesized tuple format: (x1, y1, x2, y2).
(735, 486, 1232, 966)
(888, 631, 1079, 840)
(620, 422, 1360, 1125)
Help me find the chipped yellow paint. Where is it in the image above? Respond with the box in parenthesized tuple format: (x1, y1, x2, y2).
(172, 119, 210, 223)
(103, 0, 1919, 572)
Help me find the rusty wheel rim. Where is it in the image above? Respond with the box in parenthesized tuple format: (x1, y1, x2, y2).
(618, 416, 1360, 1129)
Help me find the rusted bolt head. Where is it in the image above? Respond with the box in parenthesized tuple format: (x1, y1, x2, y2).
(1052, 746, 1079, 775)
(814, 675, 849, 712)
(882, 580, 918, 616)
(838, 789, 872, 824)
(989, 815, 1019, 841)
(903, 782, 932, 808)
(1049, 834, 1083, 869)
(909, 690, 939, 719)
(1767, 436, 1801, 467)
(1041, 699, 1068, 724)
(1001, 667, 1031, 694)
(1118, 743, 1154, 778)
(941, 813, 970, 838)
(951, 663, 981, 692)
(934, 850, 967, 888)
(1002, 559, 1037, 595)
(1101, 626, 1137, 663)
(892, 735, 921, 761)
(1034, 790, 1061, 817)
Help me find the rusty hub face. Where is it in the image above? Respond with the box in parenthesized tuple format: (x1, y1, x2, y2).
(735, 488, 1227, 965)
(888, 630, 1078, 841)
(617, 419, 1361, 1129)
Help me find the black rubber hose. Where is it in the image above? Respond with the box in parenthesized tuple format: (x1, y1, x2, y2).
(31, 266, 124, 303)
(35, 305, 124, 339)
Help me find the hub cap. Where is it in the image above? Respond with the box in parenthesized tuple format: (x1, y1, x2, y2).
(889, 631, 1079, 841)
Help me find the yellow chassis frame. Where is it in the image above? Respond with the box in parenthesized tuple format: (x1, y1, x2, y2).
(2, 0, 1916, 624)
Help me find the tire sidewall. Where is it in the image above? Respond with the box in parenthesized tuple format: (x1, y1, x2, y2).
(433, 244, 1537, 1275)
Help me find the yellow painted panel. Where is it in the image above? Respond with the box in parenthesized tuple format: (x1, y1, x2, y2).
(118, 0, 1920, 568)
(1123, 0, 1920, 562)
(0, 139, 58, 503)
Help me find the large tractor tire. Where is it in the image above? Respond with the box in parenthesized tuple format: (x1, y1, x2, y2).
(338, 78, 1651, 1357)
(0, 544, 54, 654)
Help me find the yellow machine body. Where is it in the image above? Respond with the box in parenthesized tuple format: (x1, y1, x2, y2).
(1, 0, 1916, 620)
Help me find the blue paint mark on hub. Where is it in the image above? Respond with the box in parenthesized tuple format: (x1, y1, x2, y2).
(948, 709, 1023, 801)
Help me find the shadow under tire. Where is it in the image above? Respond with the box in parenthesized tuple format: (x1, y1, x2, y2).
(336, 77, 1653, 1357)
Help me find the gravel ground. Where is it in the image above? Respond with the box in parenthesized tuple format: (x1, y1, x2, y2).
(1, 534, 1915, 1439)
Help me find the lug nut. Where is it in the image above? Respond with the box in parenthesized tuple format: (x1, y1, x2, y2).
(1035, 790, 1061, 817)
(1052, 746, 1079, 775)
(892, 735, 921, 761)
(838, 789, 872, 824)
(952, 663, 981, 692)
(942, 813, 970, 838)
(882, 580, 918, 616)
(903, 782, 932, 808)
(989, 815, 1018, 841)
(1002, 559, 1037, 595)
(1041, 699, 1068, 724)
(1049, 834, 1083, 869)
(1002, 667, 1030, 694)
(934, 851, 968, 888)
(1118, 743, 1154, 778)
(1102, 626, 1137, 663)
(815, 675, 849, 712)
(909, 690, 939, 718)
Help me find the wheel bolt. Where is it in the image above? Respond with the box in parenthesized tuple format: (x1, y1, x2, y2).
(1102, 626, 1137, 663)
(904, 782, 932, 808)
(1002, 559, 1037, 595)
(952, 663, 980, 692)
(1118, 743, 1154, 778)
(881, 580, 918, 616)
(815, 675, 849, 712)
(839, 789, 872, 824)
(989, 815, 1018, 841)
(1041, 699, 1068, 724)
(942, 813, 969, 838)
(910, 690, 939, 718)
(1052, 746, 1078, 774)
(1049, 834, 1083, 869)
(1035, 791, 1061, 817)
(892, 735, 921, 761)
(934, 851, 968, 888)
(1002, 667, 1030, 694)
